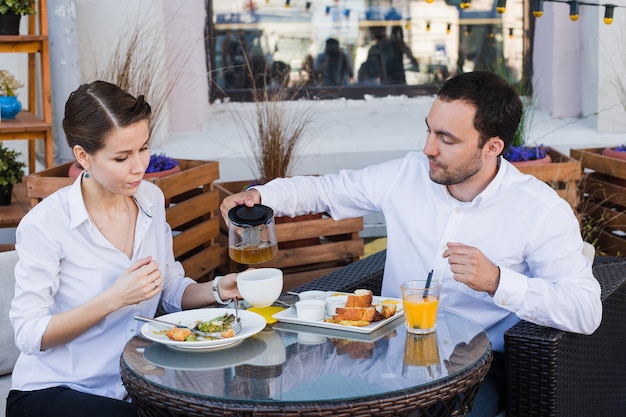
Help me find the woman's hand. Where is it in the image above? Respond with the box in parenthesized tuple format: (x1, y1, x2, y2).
(108, 256, 162, 308)
(218, 272, 243, 302)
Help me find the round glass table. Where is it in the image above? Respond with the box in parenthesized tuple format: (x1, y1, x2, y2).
(121, 309, 492, 417)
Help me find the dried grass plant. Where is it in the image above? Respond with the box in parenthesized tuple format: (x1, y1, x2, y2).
(89, 11, 190, 143)
(232, 58, 319, 184)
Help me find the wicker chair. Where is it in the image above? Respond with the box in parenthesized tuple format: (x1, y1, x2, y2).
(293, 250, 626, 417)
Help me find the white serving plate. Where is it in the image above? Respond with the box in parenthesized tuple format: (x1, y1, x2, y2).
(140, 308, 266, 351)
(272, 295, 404, 334)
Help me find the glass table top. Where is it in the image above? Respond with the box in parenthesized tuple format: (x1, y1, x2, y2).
(122, 309, 490, 404)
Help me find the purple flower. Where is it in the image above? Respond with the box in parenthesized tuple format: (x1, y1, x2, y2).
(614, 144, 626, 152)
(146, 153, 179, 173)
(503, 145, 549, 162)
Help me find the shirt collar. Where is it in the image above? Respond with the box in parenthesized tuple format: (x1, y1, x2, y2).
(68, 175, 156, 229)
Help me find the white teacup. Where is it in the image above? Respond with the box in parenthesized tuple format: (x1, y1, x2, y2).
(237, 268, 283, 307)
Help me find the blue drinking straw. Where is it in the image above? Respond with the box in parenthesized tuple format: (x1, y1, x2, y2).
(423, 269, 434, 299)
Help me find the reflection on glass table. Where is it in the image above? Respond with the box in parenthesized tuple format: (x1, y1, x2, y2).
(121, 309, 492, 417)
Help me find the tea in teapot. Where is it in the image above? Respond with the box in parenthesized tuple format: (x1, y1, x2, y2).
(228, 204, 278, 264)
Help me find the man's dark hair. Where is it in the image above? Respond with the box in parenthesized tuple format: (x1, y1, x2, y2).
(437, 71, 522, 151)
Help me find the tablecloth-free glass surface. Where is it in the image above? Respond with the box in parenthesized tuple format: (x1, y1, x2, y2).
(122, 309, 490, 404)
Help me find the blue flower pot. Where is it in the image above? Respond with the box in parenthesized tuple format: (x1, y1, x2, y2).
(0, 96, 22, 119)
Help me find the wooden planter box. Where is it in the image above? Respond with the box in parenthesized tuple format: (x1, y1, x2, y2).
(25, 160, 222, 282)
(570, 147, 626, 256)
(515, 148, 582, 212)
(215, 180, 364, 290)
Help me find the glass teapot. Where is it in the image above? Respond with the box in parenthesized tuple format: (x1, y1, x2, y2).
(228, 204, 278, 264)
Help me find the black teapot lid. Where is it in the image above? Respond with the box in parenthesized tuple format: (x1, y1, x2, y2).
(228, 204, 274, 227)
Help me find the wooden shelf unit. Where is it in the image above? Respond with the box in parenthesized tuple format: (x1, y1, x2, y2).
(0, 0, 53, 173)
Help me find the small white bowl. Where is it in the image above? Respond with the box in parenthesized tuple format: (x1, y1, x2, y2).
(324, 295, 348, 316)
(295, 299, 326, 321)
(298, 290, 328, 301)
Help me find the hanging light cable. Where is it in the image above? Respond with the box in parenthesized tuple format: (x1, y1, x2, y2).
(604, 4, 615, 24)
(496, 0, 507, 14)
(569, 1, 580, 21)
(532, 0, 544, 17)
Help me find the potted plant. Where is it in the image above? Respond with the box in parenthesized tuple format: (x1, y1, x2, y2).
(0, 0, 36, 35)
(144, 152, 180, 178)
(0, 141, 26, 205)
(216, 68, 364, 281)
(0, 69, 23, 119)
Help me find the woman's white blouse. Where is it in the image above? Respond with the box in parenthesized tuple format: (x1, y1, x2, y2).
(10, 176, 194, 399)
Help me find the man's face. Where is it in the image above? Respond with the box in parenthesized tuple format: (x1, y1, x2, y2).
(423, 98, 486, 186)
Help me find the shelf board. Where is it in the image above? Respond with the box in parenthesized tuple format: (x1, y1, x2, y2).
(0, 35, 48, 53)
(0, 111, 51, 135)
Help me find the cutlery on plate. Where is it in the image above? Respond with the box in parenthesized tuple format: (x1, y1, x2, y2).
(233, 298, 242, 334)
(134, 315, 236, 339)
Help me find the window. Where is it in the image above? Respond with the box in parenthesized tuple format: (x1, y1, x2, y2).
(207, 0, 528, 101)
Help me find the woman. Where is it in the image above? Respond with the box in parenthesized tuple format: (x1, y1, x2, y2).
(6, 81, 241, 417)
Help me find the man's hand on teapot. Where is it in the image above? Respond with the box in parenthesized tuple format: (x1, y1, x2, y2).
(220, 189, 261, 225)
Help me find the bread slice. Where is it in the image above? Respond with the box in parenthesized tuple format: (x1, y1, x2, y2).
(345, 289, 373, 308)
(333, 306, 376, 322)
(381, 302, 397, 319)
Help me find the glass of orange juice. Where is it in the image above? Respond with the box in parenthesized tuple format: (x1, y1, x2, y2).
(400, 280, 441, 334)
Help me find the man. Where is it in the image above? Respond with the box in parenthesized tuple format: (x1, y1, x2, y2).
(313, 38, 353, 87)
(221, 71, 602, 416)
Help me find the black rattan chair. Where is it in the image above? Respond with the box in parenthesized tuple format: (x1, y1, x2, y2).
(293, 250, 626, 417)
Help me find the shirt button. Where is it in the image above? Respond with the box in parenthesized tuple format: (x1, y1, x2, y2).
(130, 328, 135, 333)
(455, 208, 462, 214)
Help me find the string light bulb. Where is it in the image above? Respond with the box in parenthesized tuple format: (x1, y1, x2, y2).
(325, 5, 331, 15)
(532, 0, 544, 17)
(446, 23, 451, 34)
(285, 0, 290, 7)
(426, 21, 431, 31)
(305, 1, 311, 11)
(604, 4, 615, 24)
(425, 0, 434, 4)
(569, 1, 579, 21)
(464, 26, 472, 37)
(405, 18, 411, 30)
(496, 0, 507, 14)
(508, 28, 514, 38)
(460, 0, 471, 9)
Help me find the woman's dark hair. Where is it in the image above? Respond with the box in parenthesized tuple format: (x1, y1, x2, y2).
(63, 80, 152, 154)
(437, 71, 522, 151)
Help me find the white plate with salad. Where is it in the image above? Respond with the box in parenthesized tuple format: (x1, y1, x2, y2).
(139, 308, 266, 351)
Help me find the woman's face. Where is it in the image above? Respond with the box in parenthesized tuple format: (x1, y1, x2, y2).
(87, 120, 151, 196)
